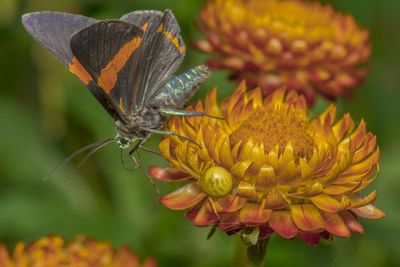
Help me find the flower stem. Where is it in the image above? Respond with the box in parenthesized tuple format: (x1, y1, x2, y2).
(234, 236, 270, 267)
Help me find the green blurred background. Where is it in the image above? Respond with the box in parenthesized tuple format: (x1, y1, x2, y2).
(0, 0, 399, 266)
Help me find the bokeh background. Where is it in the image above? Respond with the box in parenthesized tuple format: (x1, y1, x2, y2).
(0, 0, 399, 266)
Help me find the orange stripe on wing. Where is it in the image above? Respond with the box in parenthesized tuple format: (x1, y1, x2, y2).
(97, 36, 142, 94)
(141, 22, 149, 31)
(157, 23, 185, 54)
(68, 57, 93, 85)
(119, 97, 125, 112)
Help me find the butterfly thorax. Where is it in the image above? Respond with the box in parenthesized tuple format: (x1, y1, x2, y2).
(115, 107, 166, 149)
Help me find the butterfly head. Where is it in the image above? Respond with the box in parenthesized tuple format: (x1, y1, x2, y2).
(116, 135, 132, 149)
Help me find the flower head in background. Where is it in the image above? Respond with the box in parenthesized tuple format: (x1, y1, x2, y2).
(150, 82, 384, 245)
(0, 235, 156, 267)
(194, 0, 371, 104)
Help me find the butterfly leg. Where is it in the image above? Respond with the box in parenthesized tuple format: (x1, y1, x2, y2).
(139, 127, 200, 147)
(159, 108, 224, 120)
(128, 135, 151, 156)
(138, 145, 162, 157)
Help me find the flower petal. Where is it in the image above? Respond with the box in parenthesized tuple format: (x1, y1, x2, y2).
(298, 231, 323, 245)
(269, 210, 298, 239)
(340, 211, 364, 234)
(160, 183, 206, 210)
(321, 212, 350, 237)
(148, 166, 191, 182)
(186, 203, 219, 226)
(219, 213, 241, 231)
(290, 204, 324, 231)
(217, 195, 247, 212)
(349, 191, 377, 208)
(351, 204, 385, 219)
(0, 245, 10, 267)
(310, 194, 350, 212)
(239, 203, 272, 224)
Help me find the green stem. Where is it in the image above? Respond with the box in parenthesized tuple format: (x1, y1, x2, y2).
(234, 236, 270, 267)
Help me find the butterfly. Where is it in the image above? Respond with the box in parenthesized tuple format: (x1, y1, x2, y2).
(22, 10, 211, 169)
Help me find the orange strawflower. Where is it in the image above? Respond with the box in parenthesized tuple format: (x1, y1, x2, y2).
(0, 235, 156, 267)
(150, 82, 383, 244)
(194, 0, 371, 104)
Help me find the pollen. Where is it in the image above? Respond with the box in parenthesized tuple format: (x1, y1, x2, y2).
(230, 105, 315, 159)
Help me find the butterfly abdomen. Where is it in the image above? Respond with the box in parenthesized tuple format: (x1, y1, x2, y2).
(153, 64, 211, 108)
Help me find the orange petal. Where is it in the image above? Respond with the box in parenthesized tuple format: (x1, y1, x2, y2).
(143, 258, 158, 267)
(310, 194, 350, 212)
(351, 204, 385, 219)
(256, 164, 277, 189)
(160, 183, 206, 210)
(349, 191, 377, 208)
(269, 210, 298, 239)
(148, 166, 191, 182)
(0, 245, 10, 267)
(290, 204, 324, 231)
(321, 212, 350, 237)
(114, 245, 140, 266)
(265, 190, 290, 209)
(217, 195, 246, 212)
(239, 203, 271, 224)
(340, 211, 364, 234)
(323, 183, 360, 195)
(219, 213, 241, 231)
(237, 181, 259, 200)
(186, 204, 219, 226)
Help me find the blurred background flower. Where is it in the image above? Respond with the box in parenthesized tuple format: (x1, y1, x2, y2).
(0, 0, 399, 266)
(0, 235, 156, 267)
(150, 83, 383, 245)
(194, 0, 370, 104)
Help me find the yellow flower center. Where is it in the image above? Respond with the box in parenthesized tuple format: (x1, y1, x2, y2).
(215, 0, 349, 42)
(230, 105, 315, 159)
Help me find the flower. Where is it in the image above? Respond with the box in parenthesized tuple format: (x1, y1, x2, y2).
(193, 0, 371, 105)
(0, 235, 156, 267)
(150, 82, 384, 245)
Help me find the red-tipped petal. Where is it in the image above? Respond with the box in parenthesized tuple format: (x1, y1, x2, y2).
(217, 195, 247, 212)
(269, 210, 298, 239)
(149, 166, 191, 182)
(239, 203, 271, 224)
(298, 231, 322, 245)
(219, 213, 241, 231)
(351, 204, 385, 219)
(160, 183, 206, 210)
(321, 212, 351, 237)
(340, 211, 364, 234)
(186, 203, 219, 226)
(290, 204, 324, 231)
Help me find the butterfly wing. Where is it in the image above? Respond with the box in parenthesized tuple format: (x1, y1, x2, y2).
(22, 12, 118, 117)
(121, 9, 186, 110)
(69, 20, 144, 121)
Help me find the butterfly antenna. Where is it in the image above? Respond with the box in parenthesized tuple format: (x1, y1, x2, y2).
(43, 138, 116, 181)
(64, 138, 116, 181)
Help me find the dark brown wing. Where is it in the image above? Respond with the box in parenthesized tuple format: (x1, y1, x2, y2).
(70, 20, 144, 121)
(121, 9, 186, 110)
(22, 12, 117, 117)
